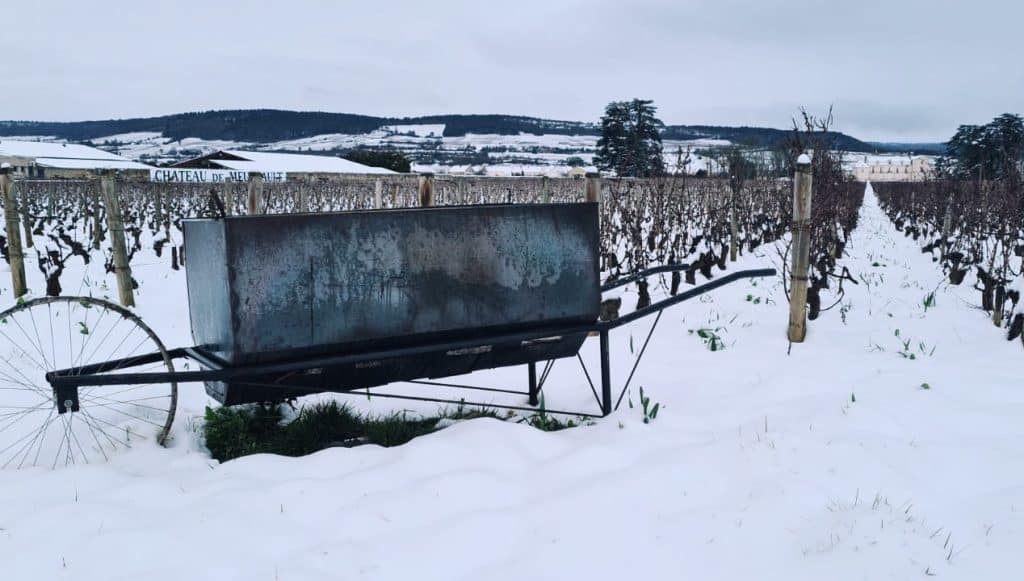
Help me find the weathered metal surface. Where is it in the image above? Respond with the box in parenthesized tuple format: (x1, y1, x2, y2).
(183, 203, 599, 401)
(201, 331, 590, 405)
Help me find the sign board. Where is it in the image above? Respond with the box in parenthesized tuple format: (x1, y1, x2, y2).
(150, 169, 286, 183)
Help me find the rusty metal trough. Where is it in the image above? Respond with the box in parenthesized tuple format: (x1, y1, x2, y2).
(183, 204, 600, 405)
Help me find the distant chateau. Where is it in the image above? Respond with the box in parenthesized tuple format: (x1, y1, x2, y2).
(852, 156, 933, 182)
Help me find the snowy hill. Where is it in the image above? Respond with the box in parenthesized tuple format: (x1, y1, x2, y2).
(9, 128, 733, 176)
(0, 109, 918, 175)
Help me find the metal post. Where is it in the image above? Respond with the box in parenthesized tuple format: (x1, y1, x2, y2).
(528, 362, 539, 406)
(374, 178, 383, 209)
(0, 165, 27, 298)
(599, 330, 612, 415)
(787, 155, 813, 343)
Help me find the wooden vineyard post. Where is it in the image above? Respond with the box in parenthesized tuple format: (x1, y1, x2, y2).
(159, 185, 171, 239)
(541, 176, 551, 203)
(941, 194, 953, 254)
(419, 173, 434, 207)
(585, 172, 603, 303)
(787, 155, 813, 343)
(154, 184, 164, 225)
(729, 187, 738, 262)
(91, 190, 103, 250)
(18, 185, 32, 249)
(247, 172, 264, 214)
(585, 172, 601, 204)
(99, 171, 135, 307)
(297, 178, 308, 213)
(221, 180, 233, 216)
(0, 164, 27, 298)
(374, 178, 383, 209)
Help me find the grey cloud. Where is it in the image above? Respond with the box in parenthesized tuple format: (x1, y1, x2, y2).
(0, 0, 1020, 141)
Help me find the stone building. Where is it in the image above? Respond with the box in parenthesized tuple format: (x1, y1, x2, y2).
(851, 156, 933, 182)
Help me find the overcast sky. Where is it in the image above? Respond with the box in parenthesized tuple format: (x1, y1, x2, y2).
(2, 0, 1021, 142)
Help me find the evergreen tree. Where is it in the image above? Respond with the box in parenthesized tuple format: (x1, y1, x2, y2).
(595, 101, 628, 174)
(342, 149, 412, 173)
(594, 99, 665, 177)
(938, 114, 1023, 181)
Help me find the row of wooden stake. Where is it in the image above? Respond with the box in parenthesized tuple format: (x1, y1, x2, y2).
(1, 168, 135, 306)
(238, 172, 604, 211)
(1, 165, 813, 343)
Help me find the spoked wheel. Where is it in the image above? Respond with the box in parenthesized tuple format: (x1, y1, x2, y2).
(0, 296, 177, 469)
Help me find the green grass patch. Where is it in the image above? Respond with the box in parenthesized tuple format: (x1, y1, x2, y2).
(201, 400, 584, 463)
(521, 412, 581, 431)
(203, 402, 371, 461)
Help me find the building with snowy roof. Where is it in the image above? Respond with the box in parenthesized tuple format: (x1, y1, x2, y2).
(851, 156, 933, 182)
(172, 149, 396, 179)
(0, 139, 152, 179)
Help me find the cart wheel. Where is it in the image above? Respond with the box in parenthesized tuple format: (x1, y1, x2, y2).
(0, 296, 177, 469)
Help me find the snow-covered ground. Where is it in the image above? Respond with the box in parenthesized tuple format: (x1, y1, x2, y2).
(1, 184, 1021, 580)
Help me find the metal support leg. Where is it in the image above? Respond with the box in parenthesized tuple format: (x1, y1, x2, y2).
(528, 361, 539, 406)
(599, 330, 612, 416)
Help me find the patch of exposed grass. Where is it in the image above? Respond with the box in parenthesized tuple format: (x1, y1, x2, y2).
(521, 412, 582, 431)
(202, 400, 568, 463)
(277, 401, 365, 453)
(203, 404, 289, 461)
(444, 402, 505, 422)
(360, 411, 441, 447)
(517, 395, 591, 431)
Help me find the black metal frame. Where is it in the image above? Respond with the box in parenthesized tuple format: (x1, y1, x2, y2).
(46, 266, 775, 417)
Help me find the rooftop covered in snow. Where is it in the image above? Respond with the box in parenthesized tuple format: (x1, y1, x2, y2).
(172, 149, 395, 174)
(0, 139, 151, 170)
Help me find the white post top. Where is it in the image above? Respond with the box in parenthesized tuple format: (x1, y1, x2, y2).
(796, 153, 812, 165)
